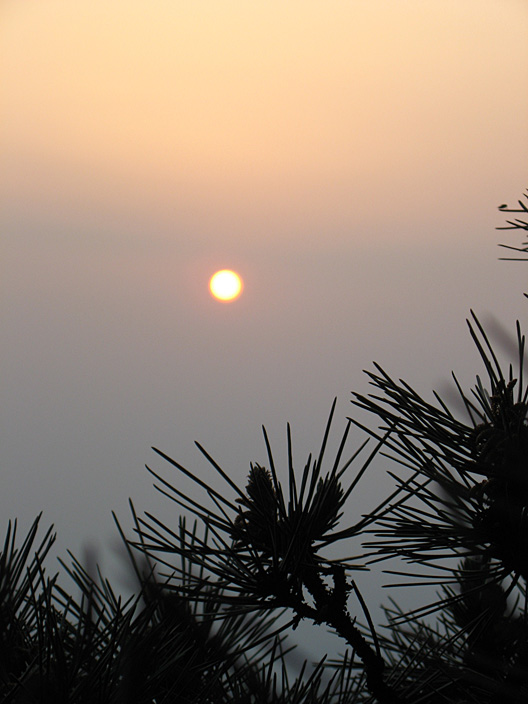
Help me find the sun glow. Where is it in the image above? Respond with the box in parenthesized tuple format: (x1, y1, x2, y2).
(209, 270, 243, 302)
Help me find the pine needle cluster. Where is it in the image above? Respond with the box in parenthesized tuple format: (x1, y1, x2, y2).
(2, 193, 528, 703)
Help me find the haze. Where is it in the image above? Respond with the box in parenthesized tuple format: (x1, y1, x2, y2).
(2, 1, 528, 632)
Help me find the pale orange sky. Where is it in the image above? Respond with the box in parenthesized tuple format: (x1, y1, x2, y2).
(3, 0, 527, 250)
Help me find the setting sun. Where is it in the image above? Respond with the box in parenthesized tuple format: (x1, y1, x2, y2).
(209, 270, 243, 302)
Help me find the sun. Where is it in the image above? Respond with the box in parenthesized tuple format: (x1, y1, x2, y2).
(209, 270, 243, 302)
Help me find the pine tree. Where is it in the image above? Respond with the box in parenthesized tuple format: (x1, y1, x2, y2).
(1, 191, 527, 702)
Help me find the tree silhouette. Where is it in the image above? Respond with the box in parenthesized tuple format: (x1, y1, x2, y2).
(1, 191, 528, 703)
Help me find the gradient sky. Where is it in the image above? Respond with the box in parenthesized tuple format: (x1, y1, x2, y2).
(2, 0, 528, 655)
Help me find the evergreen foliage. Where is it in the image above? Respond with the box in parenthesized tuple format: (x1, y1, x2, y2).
(2, 192, 528, 702)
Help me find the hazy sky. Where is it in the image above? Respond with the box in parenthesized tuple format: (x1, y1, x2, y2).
(2, 1, 528, 640)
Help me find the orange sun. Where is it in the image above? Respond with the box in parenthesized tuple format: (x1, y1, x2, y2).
(209, 270, 243, 302)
